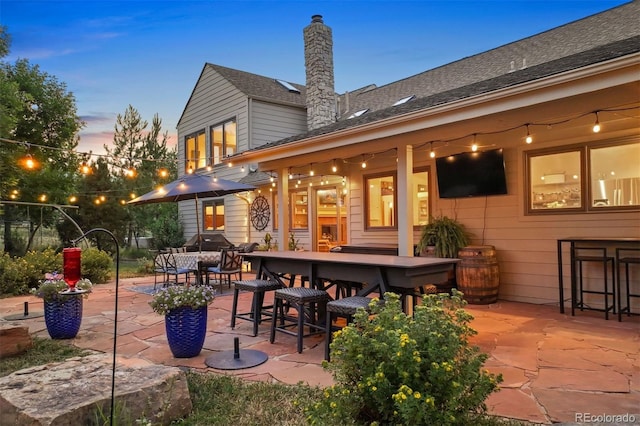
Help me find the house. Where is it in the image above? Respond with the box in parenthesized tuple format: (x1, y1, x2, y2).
(176, 2, 640, 306)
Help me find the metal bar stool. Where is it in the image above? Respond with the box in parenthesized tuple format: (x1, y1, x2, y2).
(573, 247, 615, 319)
(231, 279, 283, 336)
(616, 248, 640, 321)
(270, 287, 330, 353)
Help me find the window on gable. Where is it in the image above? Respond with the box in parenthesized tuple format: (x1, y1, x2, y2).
(211, 119, 237, 166)
(185, 130, 206, 173)
(203, 200, 225, 231)
(348, 109, 369, 119)
(393, 95, 415, 106)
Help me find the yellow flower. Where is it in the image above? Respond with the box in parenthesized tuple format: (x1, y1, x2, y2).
(414, 391, 421, 399)
(371, 386, 377, 391)
(330, 402, 337, 409)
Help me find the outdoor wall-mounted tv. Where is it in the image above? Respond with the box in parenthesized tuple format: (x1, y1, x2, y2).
(435, 148, 508, 198)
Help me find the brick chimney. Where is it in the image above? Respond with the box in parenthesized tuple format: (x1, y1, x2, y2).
(304, 15, 336, 131)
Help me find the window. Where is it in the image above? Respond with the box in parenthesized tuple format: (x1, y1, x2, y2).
(525, 138, 639, 214)
(589, 142, 640, 208)
(291, 190, 308, 229)
(527, 148, 583, 212)
(413, 169, 430, 226)
(211, 119, 237, 166)
(203, 200, 224, 231)
(185, 130, 206, 172)
(365, 173, 396, 228)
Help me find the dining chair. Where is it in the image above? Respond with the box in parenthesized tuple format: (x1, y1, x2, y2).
(153, 251, 168, 289)
(164, 252, 197, 285)
(204, 249, 243, 293)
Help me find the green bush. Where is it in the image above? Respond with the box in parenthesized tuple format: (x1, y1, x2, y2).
(305, 291, 502, 425)
(0, 247, 112, 296)
(0, 249, 62, 295)
(81, 247, 113, 283)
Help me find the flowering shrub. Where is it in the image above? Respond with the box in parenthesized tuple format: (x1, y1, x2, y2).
(149, 284, 216, 315)
(304, 291, 502, 425)
(30, 272, 93, 303)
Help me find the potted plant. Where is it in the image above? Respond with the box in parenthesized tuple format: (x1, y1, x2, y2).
(417, 215, 470, 258)
(149, 284, 216, 358)
(31, 272, 93, 339)
(416, 216, 471, 293)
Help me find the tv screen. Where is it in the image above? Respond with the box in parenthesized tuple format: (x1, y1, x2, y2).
(435, 148, 508, 198)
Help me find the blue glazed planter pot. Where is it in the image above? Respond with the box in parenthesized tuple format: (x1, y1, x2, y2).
(165, 306, 208, 358)
(44, 296, 83, 339)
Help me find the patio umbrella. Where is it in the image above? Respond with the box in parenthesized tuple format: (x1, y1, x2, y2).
(128, 173, 256, 251)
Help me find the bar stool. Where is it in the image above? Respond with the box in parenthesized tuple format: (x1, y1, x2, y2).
(270, 287, 330, 353)
(325, 296, 374, 361)
(230, 279, 283, 336)
(572, 247, 615, 319)
(616, 248, 640, 322)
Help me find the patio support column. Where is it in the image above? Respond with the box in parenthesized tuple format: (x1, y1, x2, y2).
(397, 145, 414, 256)
(277, 167, 290, 250)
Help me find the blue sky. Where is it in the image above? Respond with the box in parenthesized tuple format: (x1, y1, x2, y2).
(1, 0, 630, 156)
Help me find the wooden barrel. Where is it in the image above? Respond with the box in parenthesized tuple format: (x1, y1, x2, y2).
(455, 245, 500, 304)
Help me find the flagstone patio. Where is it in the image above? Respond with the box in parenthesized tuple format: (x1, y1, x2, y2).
(2, 275, 638, 425)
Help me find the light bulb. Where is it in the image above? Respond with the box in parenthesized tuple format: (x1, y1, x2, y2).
(331, 160, 338, 173)
(471, 144, 478, 152)
(592, 112, 601, 133)
(525, 124, 533, 144)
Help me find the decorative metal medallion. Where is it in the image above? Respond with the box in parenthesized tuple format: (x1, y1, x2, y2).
(250, 195, 270, 231)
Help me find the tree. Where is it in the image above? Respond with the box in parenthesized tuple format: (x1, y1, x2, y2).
(0, 27, 84, 254)
(103, 105, 177, 248)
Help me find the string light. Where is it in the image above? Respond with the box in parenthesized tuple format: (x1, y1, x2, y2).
(361, 155, 367, 169)
(288, 168, 293, 179)
(525, 124, 533, 144)
(592, 112, 601, 133)
(331, 159, 338, 173)
(471, 134, 478, 152)
(429, 142, 435, 158)
(309, 163, 315, 176)
(80, 162, 92, 175)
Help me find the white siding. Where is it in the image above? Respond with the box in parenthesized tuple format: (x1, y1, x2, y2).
(177, 66, 250, 243)
(251, 100, 306, 147)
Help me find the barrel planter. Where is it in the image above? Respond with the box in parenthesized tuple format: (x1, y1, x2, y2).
(455, 245, 500, 304)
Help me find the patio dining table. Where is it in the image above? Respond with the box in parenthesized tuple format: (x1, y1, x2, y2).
(243, 250, 458, 298)
(162, 251, 221, 270)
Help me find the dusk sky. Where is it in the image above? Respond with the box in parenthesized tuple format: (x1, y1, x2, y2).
(2, 0, 629, 158)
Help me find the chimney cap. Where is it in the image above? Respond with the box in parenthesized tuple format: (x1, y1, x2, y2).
(311, 15, 323, 23)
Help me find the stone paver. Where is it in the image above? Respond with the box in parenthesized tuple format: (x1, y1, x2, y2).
(2, 276, 639, 425)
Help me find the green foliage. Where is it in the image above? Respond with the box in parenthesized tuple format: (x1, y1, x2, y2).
(305, 291, 501, 425)
(417, 215, 471, 258)
(149, 284, 216, 315)
(0, 248, 61, 295)
(81, 247, 113, 283)
(288, 232, 301, 250)
(147, 203, 185, 249)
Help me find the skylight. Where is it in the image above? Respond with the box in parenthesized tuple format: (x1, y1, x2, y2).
(276, 79, 300, 93)
(393, 95, 415, 106)
(347, 109, 369, 119)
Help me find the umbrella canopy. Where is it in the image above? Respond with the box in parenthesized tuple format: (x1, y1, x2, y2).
(128, 173, 256, 251)
(128, 173, 255, 205)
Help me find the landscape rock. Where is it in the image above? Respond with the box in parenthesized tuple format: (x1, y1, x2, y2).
(0, 322, 33, 359)
(0, 353, 192, 425)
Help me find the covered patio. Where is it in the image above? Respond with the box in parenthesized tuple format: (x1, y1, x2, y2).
(2, 274, 638, 425)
